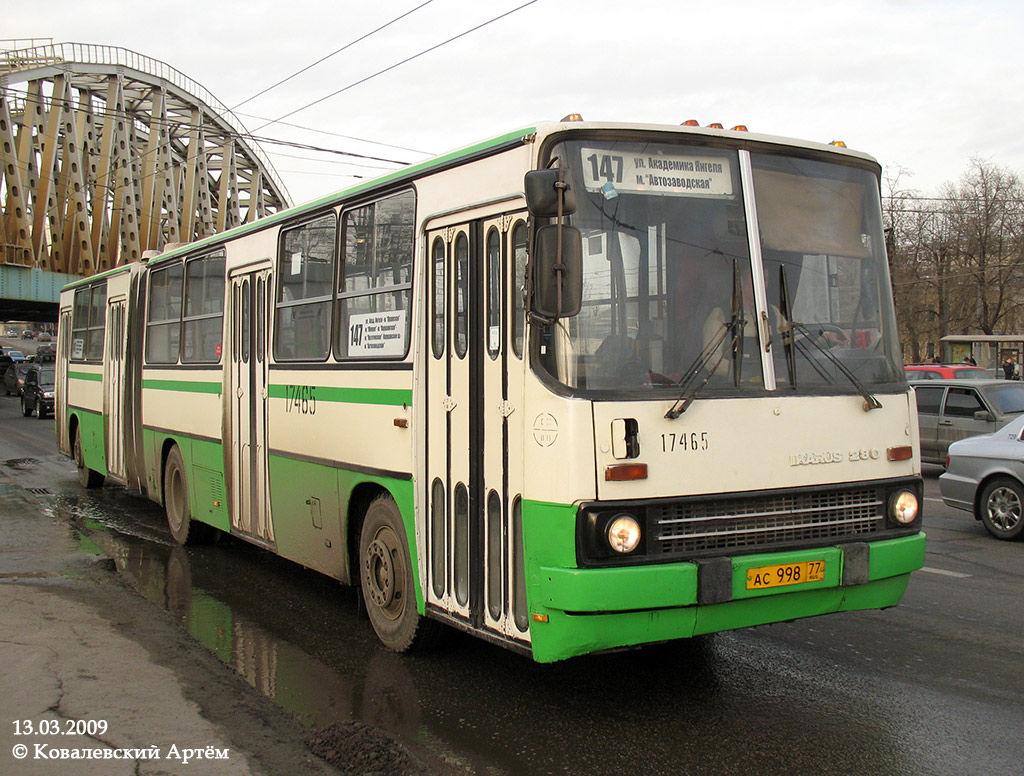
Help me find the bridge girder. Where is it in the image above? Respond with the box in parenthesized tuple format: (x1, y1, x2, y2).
(0, 42, 291, 277)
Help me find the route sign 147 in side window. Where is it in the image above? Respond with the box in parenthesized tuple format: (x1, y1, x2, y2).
(581, 148, 734, 198)
(348, 310, 407, 357)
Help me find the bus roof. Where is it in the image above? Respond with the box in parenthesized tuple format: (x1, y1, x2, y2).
(68, 118, 879, 280)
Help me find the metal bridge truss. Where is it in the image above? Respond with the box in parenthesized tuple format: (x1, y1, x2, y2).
(0, 42, 291, 276)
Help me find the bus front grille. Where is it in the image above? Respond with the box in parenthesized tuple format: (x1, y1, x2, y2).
(651, 487, 885, 556)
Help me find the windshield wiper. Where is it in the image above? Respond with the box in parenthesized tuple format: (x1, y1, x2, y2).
(777, 265, 880, 411)
(666, 261, 745, 420)
(785, 320, 882, 411)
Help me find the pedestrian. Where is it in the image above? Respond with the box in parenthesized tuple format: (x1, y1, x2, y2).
(1003, 357, 1016, 380)
(963, 354, 977, 366)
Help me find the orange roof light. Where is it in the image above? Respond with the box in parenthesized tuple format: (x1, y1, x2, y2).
(830, 140, 847, 148)
(561, 113, 584, 122)
(682, 119, 700, 126)
(731, 125, 749, 132)
(708, 122, 724, 129)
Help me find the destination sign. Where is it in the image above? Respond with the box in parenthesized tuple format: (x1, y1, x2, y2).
(580, 147, 734, 198)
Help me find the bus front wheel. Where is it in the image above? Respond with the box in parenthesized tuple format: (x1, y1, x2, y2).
(358, 495, 440, 652)
(73, 430, 104, 489)
(163, 446, 213, 545)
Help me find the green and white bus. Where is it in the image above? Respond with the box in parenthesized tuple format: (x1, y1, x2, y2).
(57, 118, 925, 663)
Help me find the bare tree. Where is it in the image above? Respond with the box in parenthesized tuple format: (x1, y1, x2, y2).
(885, 158, 1024, 360)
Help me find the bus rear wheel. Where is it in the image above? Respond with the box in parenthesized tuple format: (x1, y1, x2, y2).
(73, 430, 104, 489)
(163, 446, 213, 545)
(359, 495, 440, 652)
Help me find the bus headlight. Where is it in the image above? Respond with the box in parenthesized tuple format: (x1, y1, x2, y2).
(606, 514, 641, 553)
(890, 490, 919, 525)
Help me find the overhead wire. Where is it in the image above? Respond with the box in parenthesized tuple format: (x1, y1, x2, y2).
(251, 0, 539, 132)
(228, 0, 436, 112)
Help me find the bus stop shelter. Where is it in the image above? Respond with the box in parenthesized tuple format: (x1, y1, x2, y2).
(940, 335, 1024, 376)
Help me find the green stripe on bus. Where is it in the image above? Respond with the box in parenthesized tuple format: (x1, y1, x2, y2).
(69, 371, 103, 381)
(142, 379, 222, 394)
(268, 384, 411, 407)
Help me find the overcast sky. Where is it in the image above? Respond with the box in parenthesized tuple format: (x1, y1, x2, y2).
(7, 0, 1024, 206)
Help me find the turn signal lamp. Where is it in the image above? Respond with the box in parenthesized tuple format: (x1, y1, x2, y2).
(561, 113, 584, 122)
(605, 463, 648, 481)
(887, 445, 913, 462)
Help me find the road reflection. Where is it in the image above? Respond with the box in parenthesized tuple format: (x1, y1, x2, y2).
(48, 487, 919, 776)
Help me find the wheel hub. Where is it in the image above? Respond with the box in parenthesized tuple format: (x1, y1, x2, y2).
(365, 538, 395, 607)
(989, 488, 1021, 530)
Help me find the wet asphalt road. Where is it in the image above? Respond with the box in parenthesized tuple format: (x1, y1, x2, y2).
(1, 394, 1022, 776)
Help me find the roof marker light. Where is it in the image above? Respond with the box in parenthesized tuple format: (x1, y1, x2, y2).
(830, 140, 847, 147)
(682, 119, 700, 126)
(708, 122, 724, 129)
(731, 125, 749, 132)
(561, 113, 584, 122)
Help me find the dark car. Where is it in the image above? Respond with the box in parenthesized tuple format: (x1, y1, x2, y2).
(21, 364, 55, 419)
(4, 361, 32, 396)
(905, 363, 989, 381)
(914, 379, 1024, 464)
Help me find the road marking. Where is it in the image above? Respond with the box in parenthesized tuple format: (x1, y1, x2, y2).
(920, 566, 972, 579)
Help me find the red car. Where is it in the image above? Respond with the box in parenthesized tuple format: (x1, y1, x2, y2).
(905, 363, 989, 381)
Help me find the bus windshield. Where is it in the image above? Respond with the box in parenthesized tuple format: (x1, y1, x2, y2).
(535, 138, 905, 396)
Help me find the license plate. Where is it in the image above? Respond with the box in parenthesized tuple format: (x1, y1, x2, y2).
(746, 560, 826, 590)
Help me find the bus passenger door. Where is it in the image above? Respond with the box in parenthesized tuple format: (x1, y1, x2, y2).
(104, 297, 127, 481)
(424, 215, 529, 644)
(227, 268, 275, 547)
(55, 308, 72, 456)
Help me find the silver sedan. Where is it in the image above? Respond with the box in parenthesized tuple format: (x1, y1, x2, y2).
(940, 413, 1024, 540)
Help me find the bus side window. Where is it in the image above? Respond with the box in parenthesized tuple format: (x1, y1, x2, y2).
(337, 190, 415, 360)
(183, 252, 225, 363)
(274, 213, 336, 362)
(146, 264, 182, 364)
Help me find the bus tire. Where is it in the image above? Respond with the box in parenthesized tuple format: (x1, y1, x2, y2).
(73, 429, 104, 489)
(164, 445, 213, 545)
(359, 494, 440, 652)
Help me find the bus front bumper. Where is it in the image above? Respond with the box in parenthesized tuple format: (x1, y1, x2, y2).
(527, 532, 925, 663)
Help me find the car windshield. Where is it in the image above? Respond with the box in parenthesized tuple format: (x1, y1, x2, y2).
(534, 137, 904, 396)
(39, 368, 55, 388)
(987, 383, 1024, 414)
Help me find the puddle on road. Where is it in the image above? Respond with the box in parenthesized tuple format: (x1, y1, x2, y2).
(49, 497, 420, 718)
(36, 482, 923, 776)
(45, 490, 478, 774)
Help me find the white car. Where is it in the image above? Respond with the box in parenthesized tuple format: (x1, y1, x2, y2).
(940, 413, 1024, 540)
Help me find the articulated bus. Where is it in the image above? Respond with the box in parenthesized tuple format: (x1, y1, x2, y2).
(57, 118, 926, 663)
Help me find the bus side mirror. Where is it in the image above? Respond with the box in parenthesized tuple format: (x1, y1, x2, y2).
(533, 224, 583, 318)
(525, 169, 577, 217)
